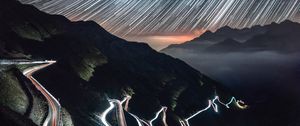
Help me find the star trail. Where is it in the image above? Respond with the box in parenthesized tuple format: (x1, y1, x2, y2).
(19, 0, 300, 49)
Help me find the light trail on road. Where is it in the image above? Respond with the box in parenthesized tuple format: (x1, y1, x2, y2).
(99, 101, 115, 126)
(23, 61, 61, 126)
(99, 94, 246, 126)
(2, 59, 62, 126)
(2, 61, 247, 126)
(0, 60, 55, 65)
(181, 96, 247, 126)
(162, 107, 168, 126)
(147, 107, 167, 126)
(128, 112, 144, 126)
(123, 95, 131, 111)
(110, 99, 127, 126)
(99, 96, 131, 126)
(120, 95, 148, 126)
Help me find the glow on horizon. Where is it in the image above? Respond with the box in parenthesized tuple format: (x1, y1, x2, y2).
(20, 0, 300, 50)
(125, 33, 205, 50)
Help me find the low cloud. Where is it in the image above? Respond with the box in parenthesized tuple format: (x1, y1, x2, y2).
(167, 50, 300, 100)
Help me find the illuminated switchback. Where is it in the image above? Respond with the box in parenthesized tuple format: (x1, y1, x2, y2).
(99, 96, 132, 126)
(99, 102, 115, 126)
(99, 95, 168, 126)
(23, 61, 61, 126)
(147, 107, 168, 126)
(121, 95, 168, 126)
(181, 96, 248, 126)
(99, 95, 247, 126)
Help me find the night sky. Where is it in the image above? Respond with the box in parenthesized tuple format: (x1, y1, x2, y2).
(20, 0, 300, 50)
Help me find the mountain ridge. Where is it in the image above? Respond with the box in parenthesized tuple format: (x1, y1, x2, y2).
(162, 20, 300, 53)
(0, 1, 236, 126)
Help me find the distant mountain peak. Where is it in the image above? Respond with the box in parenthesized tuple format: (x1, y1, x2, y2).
(217, 25, 234, 32)
(162, 20, 300, 55)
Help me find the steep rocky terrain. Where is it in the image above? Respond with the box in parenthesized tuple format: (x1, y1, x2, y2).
(0, 0, 236, 126)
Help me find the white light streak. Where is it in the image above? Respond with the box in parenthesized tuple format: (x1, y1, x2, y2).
(99, 94, 246, 126)
(182, 96, 247, 126)
(99, 102, 115, 126)
(19, 0, 300, 38)
(100, 95, 170, 126)
(148, 107, 166, 126)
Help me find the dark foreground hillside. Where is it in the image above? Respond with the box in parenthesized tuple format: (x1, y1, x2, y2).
(0, 0, 238, 126)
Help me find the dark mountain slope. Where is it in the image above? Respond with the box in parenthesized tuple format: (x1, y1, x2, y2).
(0, 0, 235, 126)
(204, 39, 242, 53)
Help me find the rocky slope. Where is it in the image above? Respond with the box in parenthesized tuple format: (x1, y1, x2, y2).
(0, 0, 236, 126)
(0, 65, 48, 126)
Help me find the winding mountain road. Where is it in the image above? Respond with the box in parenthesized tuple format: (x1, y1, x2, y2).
(100, 95, 169, 126)
(180, 96, 248, 126)
(2, 59, 248, 126)
(99, 94, 248, 126)
(22, 60, 61, 126)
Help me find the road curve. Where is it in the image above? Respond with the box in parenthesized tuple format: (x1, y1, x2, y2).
(101, 95, 169, 126)
(121, 95, 168, 126)
(181, 96, 248, 126)
(22, 61, 61, 126)
(109, 99, 127, 126)
(162, 107, 168, 126)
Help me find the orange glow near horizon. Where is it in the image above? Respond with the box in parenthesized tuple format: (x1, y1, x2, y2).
(68, 17, 207, 50)
(147, 34, 196, 44)
(126, 29, 206, 50)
